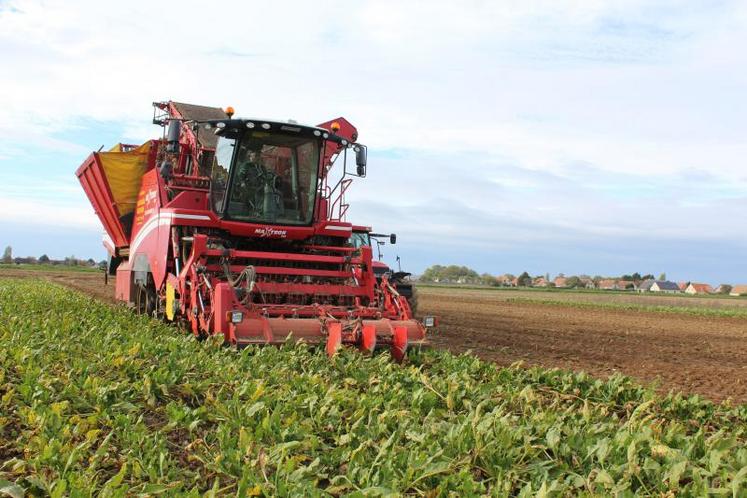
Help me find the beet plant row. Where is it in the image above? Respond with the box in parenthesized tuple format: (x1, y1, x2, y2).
(1, 279, 746, 496)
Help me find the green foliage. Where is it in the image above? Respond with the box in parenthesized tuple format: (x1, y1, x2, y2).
(1, 279, 746, 496)
(420, 265, 481, 284)
(517, 271, 532, 287)
(565, 276, 583, 288)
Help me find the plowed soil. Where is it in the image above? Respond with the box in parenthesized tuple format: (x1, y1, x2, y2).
(419, 287, 747, 403)
(2, 268, 746, 403)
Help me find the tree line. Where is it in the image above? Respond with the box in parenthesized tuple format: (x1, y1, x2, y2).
(1, 246, 105, 268)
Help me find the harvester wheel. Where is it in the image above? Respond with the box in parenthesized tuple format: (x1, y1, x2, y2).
(135, 283, 157, 317)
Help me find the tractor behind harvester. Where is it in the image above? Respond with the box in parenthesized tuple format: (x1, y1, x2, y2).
(76, 101, 434, 360)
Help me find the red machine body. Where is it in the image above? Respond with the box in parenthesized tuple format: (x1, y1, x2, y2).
(76, 101, 431, 358)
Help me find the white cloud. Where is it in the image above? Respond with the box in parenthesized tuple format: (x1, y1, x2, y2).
(0, 194, 99, 230)
(2, 0, 746, 280)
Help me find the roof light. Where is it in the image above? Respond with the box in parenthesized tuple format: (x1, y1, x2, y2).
(225, 106, 235, 118)
(261, 123, 271, 130)
(204, 123, 213, 129)
(322, 132, 329, 138)
(215, 122, 226, 129)
(246, 122, 255, 129)
(331, 121, 341, 133)
(313, 130, 321, 136)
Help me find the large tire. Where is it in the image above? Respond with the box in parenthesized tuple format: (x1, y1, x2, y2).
(135, 281, 157, 317)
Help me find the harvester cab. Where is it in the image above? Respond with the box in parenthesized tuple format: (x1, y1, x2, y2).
(76, 101, 435, 360)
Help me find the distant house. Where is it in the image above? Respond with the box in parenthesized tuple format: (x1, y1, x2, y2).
(677, 282, 689, 291)
(730, 285, 747, 297)
(12, 257, 37, 265)
(713, 284, 731, 294)
(617, 280, 636, 291)
(650, 281, 680, 293)
(497, 274, 516, 287)
(685, 283, 714, 295)
(637, 280, 655, 292)
(578, 278, 594, 289)
(597, 279, 617, 290)
(533, 277, 548, 287)
(554, 276, 568, 288)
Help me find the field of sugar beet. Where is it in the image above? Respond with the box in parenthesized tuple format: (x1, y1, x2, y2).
(1, 269, 746, 495)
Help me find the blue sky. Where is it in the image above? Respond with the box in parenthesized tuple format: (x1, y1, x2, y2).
(1, 0, 746, 284)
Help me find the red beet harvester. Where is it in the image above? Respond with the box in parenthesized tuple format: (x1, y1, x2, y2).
(76, 101, 435, 360)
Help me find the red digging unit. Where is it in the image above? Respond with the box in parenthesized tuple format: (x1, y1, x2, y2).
(76, 101, 435, 360)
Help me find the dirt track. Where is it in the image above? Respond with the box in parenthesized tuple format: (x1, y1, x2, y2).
(3, 268, 746, 403)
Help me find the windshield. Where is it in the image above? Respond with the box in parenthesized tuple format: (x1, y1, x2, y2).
(349, 232, 370, 249)
(210, 131, 320, 225)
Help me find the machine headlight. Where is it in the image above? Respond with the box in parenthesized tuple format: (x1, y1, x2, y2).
(423, 316, 437, 328)
(231, 311, 243, 324)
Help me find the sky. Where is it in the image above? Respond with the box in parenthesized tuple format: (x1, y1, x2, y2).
(1, 0, 746, 284)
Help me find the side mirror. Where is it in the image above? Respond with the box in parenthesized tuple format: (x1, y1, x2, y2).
(355, 146, 367, 176)
(390, 233, 397, 244)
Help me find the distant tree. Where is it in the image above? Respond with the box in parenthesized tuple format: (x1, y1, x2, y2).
(517, 271, 532, 287)
(39, 254, 50, 263)
(621, 274, 633, 281)
(718, 284, 732, 295)
(658, 273, 667, 281)
(565, 276, 581, 288)
(480, 273, 498, 286)
(420, 264, 480, 283)
(641, 274, 654, 281)
(632, 272, 642, 281)
(2, 246, 11, 264)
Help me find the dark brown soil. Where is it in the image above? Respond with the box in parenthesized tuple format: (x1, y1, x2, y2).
(419, 287, 747, 403)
